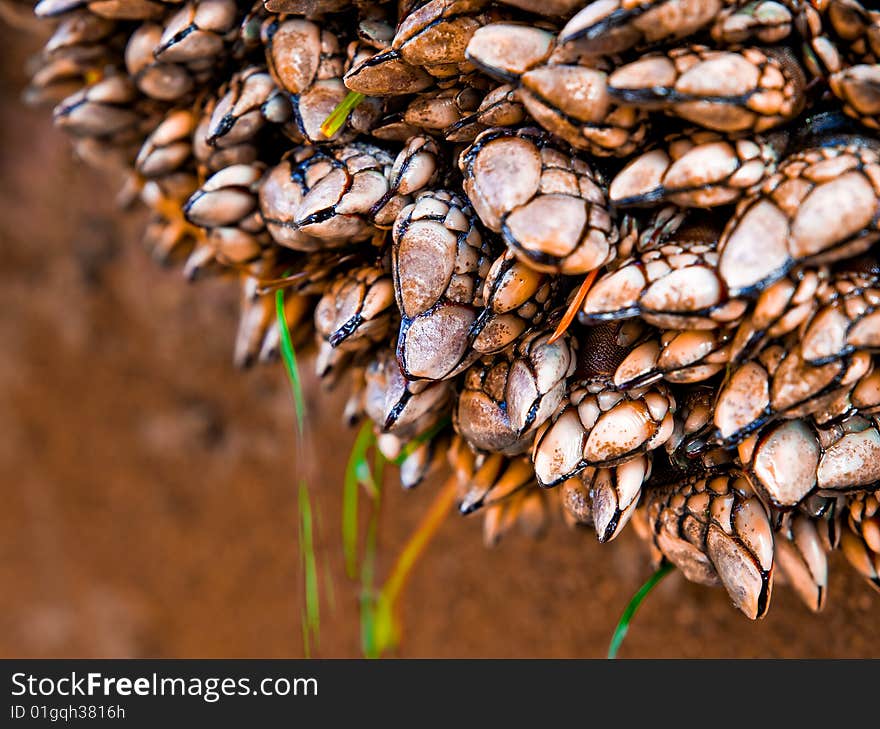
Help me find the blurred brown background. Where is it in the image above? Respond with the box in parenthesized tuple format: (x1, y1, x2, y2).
(1, 22, 878, 658)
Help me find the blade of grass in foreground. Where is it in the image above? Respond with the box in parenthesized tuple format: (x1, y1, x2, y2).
(343, 422, 377, 578)
(320, 91, 365, 138)
(316, 500, 337, 615)
(276, 282, 319, 656)
(341, 426, 387, 657)
(607, 562, 674, 659)
(359, 478, 383, 659)
(300, 607, 311, 659)
(298, 480, 320, 650)
(276, 288, 306, 434)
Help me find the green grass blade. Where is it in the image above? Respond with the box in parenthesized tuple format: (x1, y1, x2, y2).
(276, 289, 306, 434)
(301, 607, 311, 659)
(323, 561, 337, 614)
(317, 500, 337, 615)
(277, 278, 319, 658)
(298, 480, 320, 645)
(607, 562, 674, 659)
(367, 592, 394, 659)
(343, 422, 375, 578)
(360, 593, 376, 659)
(342, 424, 389, 657)
(320, 91, 365, 138)
(359, 462, 383, 658)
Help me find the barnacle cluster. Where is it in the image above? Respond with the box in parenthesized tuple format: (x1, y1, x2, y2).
(25, 0, 880, 619)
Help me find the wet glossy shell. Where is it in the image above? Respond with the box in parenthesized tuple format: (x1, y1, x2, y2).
(293, 142, 397, 242)
(262, 18, 378, 144)
(136, 108, 196, 178)
(582, 456, 651, 543)
(234, 272, 311, 370)
(581, 235, 747, 330)
(460, 127, 617, 275)
(718, 140, 880, 297)
(830, 64, 880, 130)
(610, 129, 783, 208)
(259, 149, 330, 251)
(799, 272, 880, 365)
(264, 0, 350, 15)
(53, 74, 141, 138)
(736, 415, 880, 507)
(450, 443, 548, 546)
(532, 378, 675, 486)
(343, 48, 434, 97)
(444, 84, 525, 142)
(560, 0, 724, 56)
(262, 17, 344, 96)
(729, 269, 825, 363)
(184, 162, 262, 226)
(455, 327, 576, 455)
(314, 264, 395, 375)
(613, 328, 733, 389)
(714, 334, 874, 444)
(842, 488, 880, 592)
(124, 22, 196, 101)
(607, 45, 805, 134)
(392, 190, 494, 381)
(711, 1, 795, 46)
(207, 66, 276, 149)
(474, 250, 558, 356)
(403, 85, 483, 133)
(644, 469, 774, 619)
(36, 0, 172, 20)
(392, 0, 489, 78)
(364, 349, 452, 437)
(193, 98, 258, 175)
(517, 63, 650, 157)
(455, 451, 537, 515)
(466, 24, 649, 156)
(798, 0, 880, 79)
(663, 385, 718, 465)
(154, 0, 237, 65)
(464, 24, 555, 83)
(774, 512, 828, 611)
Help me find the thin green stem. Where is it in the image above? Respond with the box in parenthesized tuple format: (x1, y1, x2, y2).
(298, 481, 320, 649)
(359, 449, 384, 659)
(343, 422, 376, 578)
(607, 562, 674, 659)
(320, 92, 365, 138)
(276, 289, 306, 434)
(276, 281, 319, 658)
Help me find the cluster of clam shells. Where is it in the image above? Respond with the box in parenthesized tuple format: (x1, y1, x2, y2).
(26, 0, 880, 619)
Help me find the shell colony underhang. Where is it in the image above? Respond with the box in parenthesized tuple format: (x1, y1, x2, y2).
(24, 0, 880, 619)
